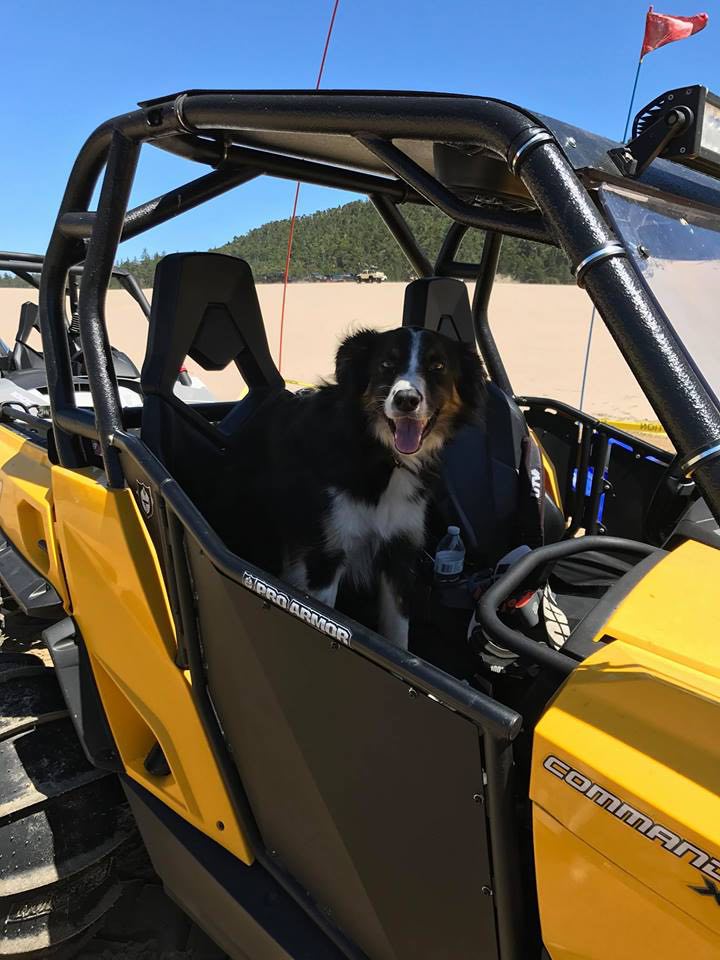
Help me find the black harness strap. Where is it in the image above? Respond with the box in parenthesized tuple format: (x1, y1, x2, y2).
(437, 383, 547, 567)
(517, 432, 546, 550)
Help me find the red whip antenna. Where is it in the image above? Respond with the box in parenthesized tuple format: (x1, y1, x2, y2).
(277, 0, 341, 374)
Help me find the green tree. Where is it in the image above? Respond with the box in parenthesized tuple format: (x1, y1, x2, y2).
(2, 200, 573, 287)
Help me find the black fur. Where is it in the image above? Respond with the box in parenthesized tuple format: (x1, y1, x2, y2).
(230, 327, 487, 640)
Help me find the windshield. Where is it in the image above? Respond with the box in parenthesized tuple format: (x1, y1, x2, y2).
(600, 184, 720, 406)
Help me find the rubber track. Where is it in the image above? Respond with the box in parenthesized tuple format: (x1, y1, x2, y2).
(0, 652, 136, 958)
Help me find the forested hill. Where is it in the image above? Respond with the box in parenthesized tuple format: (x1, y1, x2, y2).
(1, 199, 572, 287)
(113, 199, 571, 286)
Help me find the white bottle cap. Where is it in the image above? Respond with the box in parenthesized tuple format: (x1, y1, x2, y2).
(448, 525, 460, 536)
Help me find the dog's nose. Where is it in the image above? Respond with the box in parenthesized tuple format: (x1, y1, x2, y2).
(393, 389, 421, 413)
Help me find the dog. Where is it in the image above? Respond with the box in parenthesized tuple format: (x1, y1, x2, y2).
(238, 326, 486, 648)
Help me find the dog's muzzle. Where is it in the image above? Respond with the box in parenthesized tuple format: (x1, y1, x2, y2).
(385, 382, 431, 455)
(392, 388, 422, 414)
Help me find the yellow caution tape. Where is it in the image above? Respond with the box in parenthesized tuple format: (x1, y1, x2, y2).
(285, 379, 315, 388)
(599, 418, 667, 436)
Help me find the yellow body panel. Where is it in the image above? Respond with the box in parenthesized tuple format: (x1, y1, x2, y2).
(534, 806, 720, 959)
(532, 540, 720, 957)
(0, 424, 68, 602)
(50, 465, 253, 863)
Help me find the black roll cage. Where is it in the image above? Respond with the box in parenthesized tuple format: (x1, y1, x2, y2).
(0, 251, 150, 320)
(37, 89, 720, 521)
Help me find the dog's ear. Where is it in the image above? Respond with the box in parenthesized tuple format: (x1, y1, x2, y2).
(335, 328, 379, 394)
(457, 342, 488, 409)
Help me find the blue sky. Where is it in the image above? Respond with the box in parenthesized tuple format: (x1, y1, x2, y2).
(2, 0, 719, 259)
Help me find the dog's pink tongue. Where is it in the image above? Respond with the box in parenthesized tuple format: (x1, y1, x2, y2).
(393, 418, 424, 455)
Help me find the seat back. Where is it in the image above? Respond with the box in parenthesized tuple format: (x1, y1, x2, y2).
(439, 383, 539, 562)
(140, 253, 284, 526)
(142, 253, 282, 398)
(402, 277, 562, 564)
(11, 302, 44, 371)
(401, 276, 475, 342)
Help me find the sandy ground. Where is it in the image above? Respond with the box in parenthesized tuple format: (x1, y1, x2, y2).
(0, 282, 657, 422)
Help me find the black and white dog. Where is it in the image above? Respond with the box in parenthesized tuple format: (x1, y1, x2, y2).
(241, 327, 486, 648)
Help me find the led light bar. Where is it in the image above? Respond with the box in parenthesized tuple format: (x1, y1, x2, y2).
(610, 84, 720, 179)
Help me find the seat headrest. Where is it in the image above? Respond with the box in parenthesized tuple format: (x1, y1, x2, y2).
(142, 252, 284, 396)
(17, 302, 39, 342)
(401, 277, 475, 344)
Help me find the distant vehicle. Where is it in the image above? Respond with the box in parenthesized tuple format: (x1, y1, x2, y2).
(328, 272, 355, 282)
(356, 266, 387, 283)
(308, 272, 328, 282)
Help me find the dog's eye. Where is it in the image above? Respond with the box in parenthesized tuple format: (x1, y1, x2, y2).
(380, 360, 395, 370)
(430, 361, 445, 372)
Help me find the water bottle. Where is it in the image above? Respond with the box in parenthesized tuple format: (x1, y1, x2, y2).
(433, 525, 465, 583)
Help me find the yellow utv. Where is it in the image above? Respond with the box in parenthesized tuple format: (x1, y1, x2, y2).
(1, 85, 720, 960)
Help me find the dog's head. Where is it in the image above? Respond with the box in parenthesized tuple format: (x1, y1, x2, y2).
(335, 327, 487, 460)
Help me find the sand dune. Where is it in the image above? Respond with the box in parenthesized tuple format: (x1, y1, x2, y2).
(0, 282, 655, 421)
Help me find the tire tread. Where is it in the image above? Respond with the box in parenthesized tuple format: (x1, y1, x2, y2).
(0, 651, 137, 959)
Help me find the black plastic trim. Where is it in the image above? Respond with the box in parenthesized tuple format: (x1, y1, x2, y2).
(0, 528, 63, 619)
(42, 616, 123, 772)
(123, 776, 347, 960)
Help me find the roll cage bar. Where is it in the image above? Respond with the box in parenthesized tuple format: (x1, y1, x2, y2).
(0, 252, 150, 320)
(38, 90, 720, 521)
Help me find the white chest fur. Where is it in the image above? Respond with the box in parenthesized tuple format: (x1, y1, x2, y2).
(324, 468, 427, 588)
